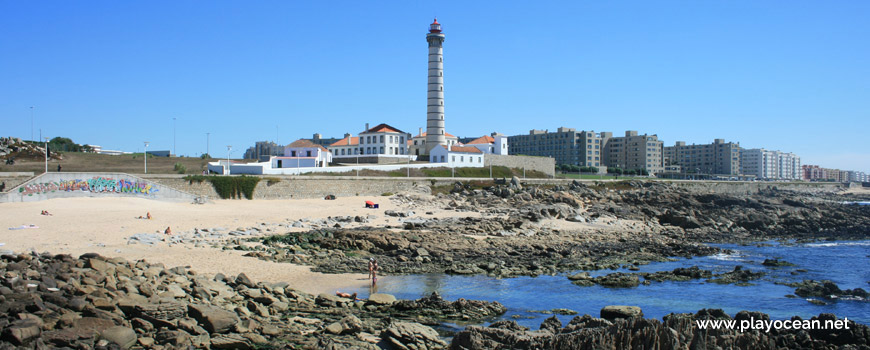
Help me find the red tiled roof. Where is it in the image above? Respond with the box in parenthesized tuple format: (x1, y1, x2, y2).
(449, 146, 483, 154)
(287, 139, 328, 151)
(467, 135, 495, 145)
(364, 123, 406, 134)
(415, 131, 457, 138)
(329, 136, 359, 147)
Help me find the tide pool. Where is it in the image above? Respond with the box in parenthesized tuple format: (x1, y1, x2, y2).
(349, 240, 870, 329)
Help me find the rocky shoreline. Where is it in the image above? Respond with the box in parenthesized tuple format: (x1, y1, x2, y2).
(3, 252, 868, 349)
(246, 180, 870, 279)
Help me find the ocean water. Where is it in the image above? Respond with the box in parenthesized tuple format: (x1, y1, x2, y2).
(348, 240, 870, 329)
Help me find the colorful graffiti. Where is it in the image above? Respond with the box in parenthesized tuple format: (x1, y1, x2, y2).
(18, 176, 159, 197)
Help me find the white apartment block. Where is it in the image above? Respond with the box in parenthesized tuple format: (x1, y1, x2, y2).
(741, 149, 801, 180)
(465, 133, 509, 155)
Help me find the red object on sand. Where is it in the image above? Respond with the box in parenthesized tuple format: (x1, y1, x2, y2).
(365, 201, 374, 205)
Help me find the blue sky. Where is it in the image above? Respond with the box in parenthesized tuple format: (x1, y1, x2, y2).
(2, 1, 868, 171)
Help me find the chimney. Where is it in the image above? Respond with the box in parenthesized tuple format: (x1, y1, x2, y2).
(419, 127, 423, 136)
(365, 123, 369, 132)
(344, 133, 351, 139)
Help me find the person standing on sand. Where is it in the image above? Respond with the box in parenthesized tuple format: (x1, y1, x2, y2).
(164, 226, 172, 235)
(368, 257, 375, 280)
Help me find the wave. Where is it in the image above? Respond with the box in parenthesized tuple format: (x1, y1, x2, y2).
(804, 241, 870, 248)
(709, 252, 744, 261)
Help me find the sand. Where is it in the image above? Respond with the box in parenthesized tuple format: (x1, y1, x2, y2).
(0, 195, 429, 295)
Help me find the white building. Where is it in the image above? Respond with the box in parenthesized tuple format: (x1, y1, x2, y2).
(358, 123, 410, 156)
(280, 139, 332, 168)
(429, 145, 484, 168)
(465, 133, 509, 155)
(408, 128, 459, 156)
(327, 134, 360, 157)
(741, 149, 801, 180)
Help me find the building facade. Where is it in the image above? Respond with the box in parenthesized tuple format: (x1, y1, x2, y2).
(280, 139, 332, 168)
(663, 139, 741, 175)
(465, 133, 509, 155)
(507, 127, 604, 167)
(741, 149, 801, 180)
(358, 123, 410, 156)
(429, 145, 484, 167)
(604, 131, 664, 174)
(425, 18, 447, 154)
(327, 134, 360, 157)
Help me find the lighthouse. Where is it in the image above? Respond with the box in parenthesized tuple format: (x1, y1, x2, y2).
(425, 18, 447, 154)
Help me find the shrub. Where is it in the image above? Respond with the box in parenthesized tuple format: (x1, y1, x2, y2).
(181, 175, 260, 199)
(381, 192, 393, 196)
(174, 162, 186, 174)
(265, 177, 282, 185)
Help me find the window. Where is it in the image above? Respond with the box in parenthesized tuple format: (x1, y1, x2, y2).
(414, 140, 418, 145)
(379, 135, 384, 143)
(460, 156, 464, 162)
(306, 150, 311, 157)
(341, 149, 345, 155)
(452, 156, 455, 162)
(441, 155, 445, 162)
(478, 157, 482, 163)
(379, 147, 384, 154)
(291, 150, 296, 157)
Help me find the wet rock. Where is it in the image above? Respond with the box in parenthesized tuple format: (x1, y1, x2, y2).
(99, 326, 137, 349)
(188, 304, 239, 334)
(367, 293, 397, 306)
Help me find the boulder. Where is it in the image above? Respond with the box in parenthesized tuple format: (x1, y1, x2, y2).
(100, 326, 137, 349)
(600, 305, 643, 321)
(367, 293, 397, 305)
(382, 321, 446, 350)
(188, 304, 239, 334)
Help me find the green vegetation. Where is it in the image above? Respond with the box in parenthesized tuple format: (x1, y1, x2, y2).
(47, 137, 92, 153)
(558, 173, 618, 180)
(173, 162, 186, 174)
(556, 164, 599, 173)
(381, 192, 393, 196)
(421, 166, 514, 178)
(264, 177, 282, 185)
(182, 175, 260, 199)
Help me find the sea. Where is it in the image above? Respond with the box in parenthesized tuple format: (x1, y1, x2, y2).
(348, 240, 870, 330)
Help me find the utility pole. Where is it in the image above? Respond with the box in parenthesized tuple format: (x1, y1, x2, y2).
(206, 132, 210, 157)
(144, 142, 150, 174)
(30, 107, 34, 142)
(173, 117, 177, 156)
(44, 137, 49, 173)
(226, 145, 232, 175)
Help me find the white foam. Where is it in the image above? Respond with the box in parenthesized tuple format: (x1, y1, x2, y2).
(804, 242, 870, 248)
(709, 252, 743, 261)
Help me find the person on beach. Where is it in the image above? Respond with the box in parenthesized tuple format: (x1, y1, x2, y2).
(164, 226, 172, 235)
(335, 291, 357, 300)
(371, 259, 379, 285)
(41, 210, 52, 216)
(147, 212, 152, 220)
(368, 257, 375, 280)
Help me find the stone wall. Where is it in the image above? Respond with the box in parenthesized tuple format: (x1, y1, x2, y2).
(484, 154, 555, 177)
(2, 172, 198, 202)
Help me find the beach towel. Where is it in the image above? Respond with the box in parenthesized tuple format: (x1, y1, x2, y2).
(9, 224, 39, 230)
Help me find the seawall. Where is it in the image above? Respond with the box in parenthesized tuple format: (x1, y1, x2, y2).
(2, 172, 198, 203)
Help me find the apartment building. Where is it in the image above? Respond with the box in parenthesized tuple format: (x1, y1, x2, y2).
(741, 149, 801, 180)
(244, 141, 283, 160)
(663, 139, 741, 175)
(603, 131, 664, 174)
(507, 127, 604, 167)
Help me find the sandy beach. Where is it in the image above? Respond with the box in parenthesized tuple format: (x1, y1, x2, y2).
(0, 195, 442, 295)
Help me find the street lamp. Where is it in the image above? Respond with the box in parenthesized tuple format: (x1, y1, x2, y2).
(172, 117, 178, 157)
(30, 107, 34, 142)
(226, 145, 232, 175)
(44, 137, 49, 173)
(144, 142, 150, 174)
(206, 132, 210, 158)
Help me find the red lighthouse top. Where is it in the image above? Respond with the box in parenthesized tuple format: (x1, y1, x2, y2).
(429, 18, 442, 33)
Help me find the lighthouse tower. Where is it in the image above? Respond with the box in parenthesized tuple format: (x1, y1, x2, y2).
(425, 18, 447, 154)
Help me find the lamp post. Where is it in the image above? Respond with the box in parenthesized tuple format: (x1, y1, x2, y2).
(144, 142, 149, 174)
(172, 117, 178, 157)
(226, 145, 232, 175)
(44, 137, 49, 173)
(206, 132, 210, 158)
(30, 107, 34, 142)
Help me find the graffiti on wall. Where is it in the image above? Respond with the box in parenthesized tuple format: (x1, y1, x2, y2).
(18, 176, 160, 197)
